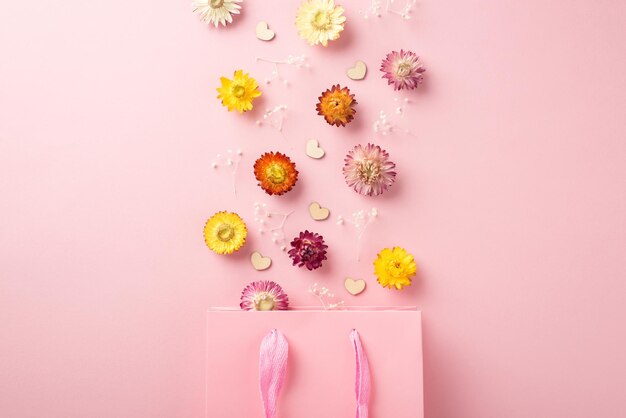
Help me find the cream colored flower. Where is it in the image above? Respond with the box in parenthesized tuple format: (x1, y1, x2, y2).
(193, 0, 242, 28)
(295, 0, 346, 47)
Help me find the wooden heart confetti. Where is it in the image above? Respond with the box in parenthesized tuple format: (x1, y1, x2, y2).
(346, 60, 367, 80)
(250, 251, 272, 270)
(344, 278, 366, 295)
(309, 202, 330, 221)
(305, 139, 325, 159)
(256, 21, 275, 41)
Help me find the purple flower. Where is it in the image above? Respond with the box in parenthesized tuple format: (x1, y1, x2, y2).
(240, 280, 289, 311)
(380, 50, 425, 91)
(343, 143, 397, 196)
(288, 231, 328, 270)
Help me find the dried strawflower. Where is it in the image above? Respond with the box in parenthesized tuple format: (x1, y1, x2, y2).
(240, 280, 289, 311)
(380, 50, 425, 90)
(343, 143, 396, 196)
(254, 152, 299, 196)
(193, 0, 242, 28)
(373, 247, 417, 290)
(295, 0, 346, 47)
(217, 70, 262, 113)
(203, 211, 247, 254)
(288, 230, 328, 270)
(316, 85, 357, 127)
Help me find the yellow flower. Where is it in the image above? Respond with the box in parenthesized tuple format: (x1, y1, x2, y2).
(374, 247, 417, 290)
(204, 211, 247, 254)
(295, 0, 346, 47)
(216, 70, 262, 113)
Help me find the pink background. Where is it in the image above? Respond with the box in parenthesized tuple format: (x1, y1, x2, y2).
(1, 0, 625, 417)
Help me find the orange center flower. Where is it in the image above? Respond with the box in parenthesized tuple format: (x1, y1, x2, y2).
(316, 85, 357, 127)
(253, 152, 299, 195)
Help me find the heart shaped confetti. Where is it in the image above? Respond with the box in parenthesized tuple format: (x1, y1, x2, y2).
(309, 202, 330, 221)
(344, 278, 366, 295)
(256, 21, 275, 41)
(346, 60, 367, 80)
(250, 251, 272, 270)
(305, 139, 325, 159)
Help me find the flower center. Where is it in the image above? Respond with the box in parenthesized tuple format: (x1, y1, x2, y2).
(265, 163, 287, 184)
(396, 61, 413, 78)
(216, 223, 235, 242)
(253, 292, 276, 311)
(232, 84, 246, 98)
(313, 11, 331, 29)
(325, 95, 351, 120)
(357, 161, 381, 184)
(388, 259, 404, 277)
(210, 0, 224, 8)
(299, 240, 317, 260)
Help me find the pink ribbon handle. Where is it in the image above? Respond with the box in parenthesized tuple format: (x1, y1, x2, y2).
(259, 329, 288, 418)
(351, 329, 371, 418)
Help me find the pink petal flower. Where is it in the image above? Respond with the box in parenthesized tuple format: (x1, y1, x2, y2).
(240, 280, 289, 311)
(343, 143, 397, 197)
(380, 50, 425, 91)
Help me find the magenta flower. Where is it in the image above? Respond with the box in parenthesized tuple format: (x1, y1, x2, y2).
(288, 231, 328, 270)
(380, 50, 425, 91)
(240, 280, 289, 311)
(343, 143, 397, 197)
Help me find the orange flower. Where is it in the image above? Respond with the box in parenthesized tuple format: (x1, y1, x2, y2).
(253, 152, 299, 195)
(316, 84, 357, 127)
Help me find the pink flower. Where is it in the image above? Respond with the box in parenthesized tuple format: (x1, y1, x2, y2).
(288, 231, 328, 270)
(240, 280, 289, 311)
(343, 143, 397, 196)
(380, 50, 425, 91)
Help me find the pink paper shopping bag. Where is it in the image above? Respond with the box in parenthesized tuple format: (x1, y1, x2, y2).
(206, 308, 423, 418)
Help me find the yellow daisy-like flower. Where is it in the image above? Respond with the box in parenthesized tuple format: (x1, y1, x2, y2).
(374, 247, 417, 290)
(217, 70, 262, 113)
(204, 211, 247, 254)
(295, 0, 346, 47)
(316, 84, 357, 127)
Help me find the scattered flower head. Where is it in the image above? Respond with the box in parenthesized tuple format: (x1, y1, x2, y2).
(204, 211, 247, 254)
(253, 152, 299, 195)
(193, 0, 242, 28)
(217, 70, 262, 113)
(380, 50, 425, 90)
(240, 280, 289, 311)
(295, 0, 346, 47)
(316, 84, 357, 127)
(288, 230, 328, 270)
(374, 246, 417, 290)
(343, 143, 397, 196)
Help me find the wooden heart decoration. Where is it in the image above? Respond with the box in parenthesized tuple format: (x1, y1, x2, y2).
(256, 21, 275, 41)
(309, 202, 330, 221)
(305, 139, 325, 159)
(346, 60, 367, 80)
(250, 251, 272, 270)
(344, 278, 366, 295)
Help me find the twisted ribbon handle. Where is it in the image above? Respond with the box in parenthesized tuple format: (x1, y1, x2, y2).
(259, 329, 288, 418)
(351, 329, 371, 418)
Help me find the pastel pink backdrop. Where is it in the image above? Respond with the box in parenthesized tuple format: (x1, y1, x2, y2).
(1, 0, 625, 417)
